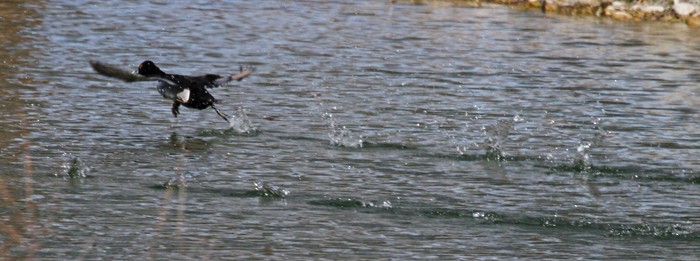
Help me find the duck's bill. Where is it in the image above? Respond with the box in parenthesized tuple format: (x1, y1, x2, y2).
(89, 61, 152, 83)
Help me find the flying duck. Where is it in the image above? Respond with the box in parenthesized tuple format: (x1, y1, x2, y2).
(89, 60, 254, 123)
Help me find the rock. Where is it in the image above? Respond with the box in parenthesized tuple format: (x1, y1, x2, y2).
(673, 0, 697, 17)
(633, 5, 666, 14)
(687, 14, 700, 26)
(605, 1, 628, 17)
(565, 0, 599, 5)
(610, 1, 626, 8)
(611, 10, 634, 20)
(630, 4, 667, 20)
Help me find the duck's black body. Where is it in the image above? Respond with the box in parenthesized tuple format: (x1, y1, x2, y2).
(137, 61, 223, 118)
(90, 60, 254, 123)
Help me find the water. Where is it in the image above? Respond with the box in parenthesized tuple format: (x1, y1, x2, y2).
(1, 0, 699, 259)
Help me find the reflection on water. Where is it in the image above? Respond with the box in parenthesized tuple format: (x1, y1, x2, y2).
(0, 1, 46, 259)
(1, 0, 700, 259)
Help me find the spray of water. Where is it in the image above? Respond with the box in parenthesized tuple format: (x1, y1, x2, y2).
(480, 115, 522, 161)
(572, 118, 610, 171)
(323, 113, 363, 148)
(253, 181, 290, 198)
(225, 106, 258, 134)
(161, 172, 196, 189)
(58, 152, 89, 179)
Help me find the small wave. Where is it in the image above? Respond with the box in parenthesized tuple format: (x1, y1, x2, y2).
(419, 208, 504, 223)
(361, 142, 417, 150)
(607, 223, 697, 239)
(547, 163, 700, 184)
(190, 183, 290, 198)
(308, 197, 392, 209)
(310, 198, 698, 240)
(431, 151, 542, 163)
(548, 163, 625, 174)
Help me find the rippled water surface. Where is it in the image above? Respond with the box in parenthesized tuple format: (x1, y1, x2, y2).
(2, 0, 700, 259)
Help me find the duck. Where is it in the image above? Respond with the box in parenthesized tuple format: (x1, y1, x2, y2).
(89, 60, 254, 123)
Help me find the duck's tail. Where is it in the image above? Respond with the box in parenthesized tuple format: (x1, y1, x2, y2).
(211, 104, 231, 124)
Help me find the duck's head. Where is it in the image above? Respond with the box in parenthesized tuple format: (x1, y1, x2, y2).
(137, 60, 165, 77)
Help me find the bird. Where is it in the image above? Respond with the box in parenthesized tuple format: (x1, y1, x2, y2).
(89, 60, 254, 123)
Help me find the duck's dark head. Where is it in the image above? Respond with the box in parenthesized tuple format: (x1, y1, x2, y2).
(137, 60, 165, 77)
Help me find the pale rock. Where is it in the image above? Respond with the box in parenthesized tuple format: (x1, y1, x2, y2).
(610, 1, 626, 9)
(611, 11, 634, 19)
(632, 5, 666, 14)
(673, 0, 697, 17)
(605, 1, 627, 16)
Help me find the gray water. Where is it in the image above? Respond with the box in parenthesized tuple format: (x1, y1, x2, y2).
(1, 0, 699, 259)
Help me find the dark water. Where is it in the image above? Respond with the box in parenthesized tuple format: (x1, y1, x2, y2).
(2, 0, 700, 259)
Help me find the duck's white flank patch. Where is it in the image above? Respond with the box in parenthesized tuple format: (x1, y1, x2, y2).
(177, 89, 190, 103)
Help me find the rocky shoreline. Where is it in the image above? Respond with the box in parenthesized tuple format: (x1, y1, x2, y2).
(400, 0, 700, 26)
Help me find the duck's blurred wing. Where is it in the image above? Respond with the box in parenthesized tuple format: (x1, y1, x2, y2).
(212, 66, 255, 86)
(89, 61, 153, 83)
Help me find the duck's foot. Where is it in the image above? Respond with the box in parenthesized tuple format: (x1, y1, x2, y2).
(211, 104, 231, 124)
(172, 102, 181, 118)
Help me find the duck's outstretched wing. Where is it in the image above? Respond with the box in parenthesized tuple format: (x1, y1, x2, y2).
(90, 60, 179, 85)
(89, 61, 153, 83)
(212, 66, 255, 87)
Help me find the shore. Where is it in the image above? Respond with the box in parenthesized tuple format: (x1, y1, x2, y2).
(396, 0, 700, 26)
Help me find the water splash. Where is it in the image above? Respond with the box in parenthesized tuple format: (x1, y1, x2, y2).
(572, 118, 610, 172)
(226, 107, 258, 134)
(573, 142, 592, 170)
(324, 113, 363, 148)
(479, 115, 522, 161)
(308, 197, 392, 208)
(253, 181, 289, 198)
(58, 153, 89, 179)
(160, 173, 195, 189)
